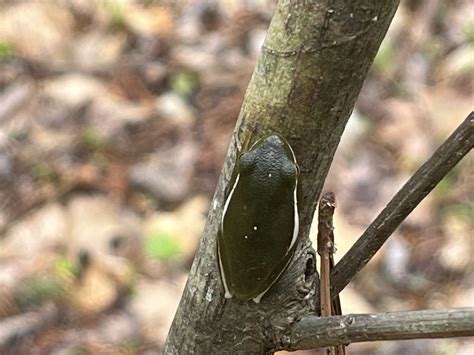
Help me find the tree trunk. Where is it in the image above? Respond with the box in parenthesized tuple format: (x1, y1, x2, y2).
(164, 0, 400, 353)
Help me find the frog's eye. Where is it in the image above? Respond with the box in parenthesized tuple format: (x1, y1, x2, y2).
(280, 160, 298, 182)
(238, 152, 255, 174)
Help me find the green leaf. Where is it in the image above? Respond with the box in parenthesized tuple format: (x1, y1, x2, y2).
(54, 255, 77, 280)
(17, 276, 64, 308)
(170, 71, 199, 98)
(145, 231, 181, 261)
(0, 41, 15, 60)
(80, 126, 106, 149)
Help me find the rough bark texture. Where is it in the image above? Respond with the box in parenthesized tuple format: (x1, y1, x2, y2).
(164, 0, 400, 353)
(288, 307, 474, 350)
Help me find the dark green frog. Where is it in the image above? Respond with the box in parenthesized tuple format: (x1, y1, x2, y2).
(218, 134, 300, 303)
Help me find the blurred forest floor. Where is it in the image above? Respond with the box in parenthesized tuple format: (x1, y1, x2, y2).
(0, 1, 472, 354)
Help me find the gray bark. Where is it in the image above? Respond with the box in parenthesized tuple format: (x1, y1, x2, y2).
(288, 307, 474, 350)
(164, 0, 400, 353)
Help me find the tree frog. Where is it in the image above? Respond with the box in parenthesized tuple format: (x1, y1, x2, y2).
(218, 133, 300, 303)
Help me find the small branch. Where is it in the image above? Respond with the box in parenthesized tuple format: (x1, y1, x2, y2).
(331, 113, 474, 297)
(317, 192, 336, 318)
(317, 192, 346, 355)
(288, 307, 474, 350)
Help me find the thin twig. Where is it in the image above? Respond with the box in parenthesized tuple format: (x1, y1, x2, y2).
(317, 192, 336, 318)
(288, 307, 474, 350)
(330, 112, 473, 298)
(317, 192, 346, 355)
